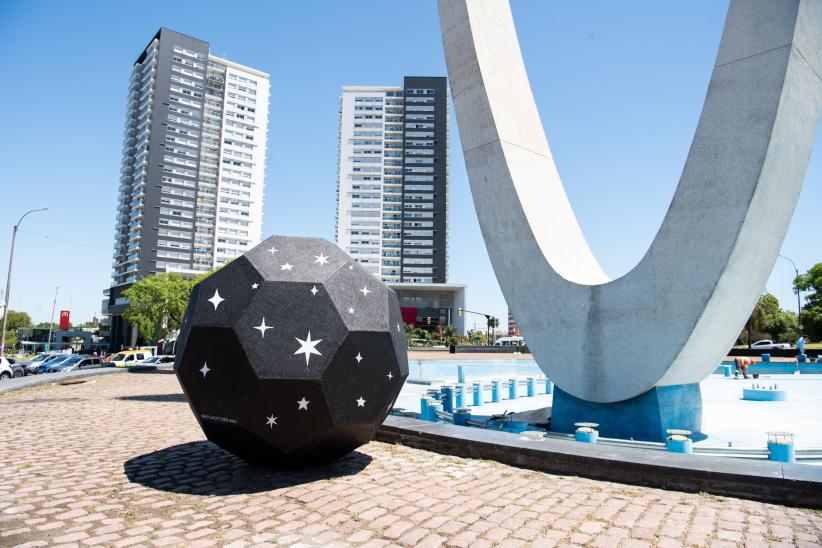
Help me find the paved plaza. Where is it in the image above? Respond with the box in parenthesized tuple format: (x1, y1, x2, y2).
(1, 373, 820, 547)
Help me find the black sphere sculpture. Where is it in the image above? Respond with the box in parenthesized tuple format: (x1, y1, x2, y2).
(175, 236, 409, 467)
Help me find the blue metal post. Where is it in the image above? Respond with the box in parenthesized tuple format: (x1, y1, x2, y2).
(427, 402, 443, 423)
(453, 408, 471, 426)
(575, 428, 598, 443)
(441, 386, 454, 413)
(420, 397, 432, 420)
(545, 379, 554, 394)
(768, 441, 796, 463)
(473, 382, 484, 406)
(527, 377, 536, 397)
(455, 384, 465, 409)
(666, 437, 693, 453)
(491, 380, 500, 402)
(509, 378, 518, 399)
(457, 365, 465, 384)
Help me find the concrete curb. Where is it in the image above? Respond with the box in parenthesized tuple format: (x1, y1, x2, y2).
(0, 368, 127, 395)
(377, 416, 822, 508)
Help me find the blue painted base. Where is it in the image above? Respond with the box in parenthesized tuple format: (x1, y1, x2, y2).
(551, 383, 702, 442)
(742, 388, 787, 401)
(768, 441, 796, 463)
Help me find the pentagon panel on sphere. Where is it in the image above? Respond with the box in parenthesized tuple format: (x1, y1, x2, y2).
(175, 236, 409, 467)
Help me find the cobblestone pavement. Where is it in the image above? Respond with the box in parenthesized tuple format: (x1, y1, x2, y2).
(1, 373, 820, 548)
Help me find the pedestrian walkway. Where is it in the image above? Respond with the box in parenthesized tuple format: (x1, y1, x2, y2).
(1, 373, 820, 547)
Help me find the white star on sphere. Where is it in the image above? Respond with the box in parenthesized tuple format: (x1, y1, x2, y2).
(266, 414, 278, 428)
(280, 263, 293, 271)
(314, 253, 329, 266)
(310, 285, 319, 296)
(251, 282, 259, 290)
(254, 317, 272, 338)
(359, 285, 371, 297)
(387, 371, 393, 380)
(269, 246, 278, 254)
(356, 397, 366, 407)
(348, 307, 354, 314)
(294, 331, 322, 366)
(297, 397, 310, 411)
(355, 352, 363, 364)
(200, 362, 210, 377)
(208, 289, 225, 310)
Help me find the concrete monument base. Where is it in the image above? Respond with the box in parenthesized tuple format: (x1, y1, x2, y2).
(551, 384, 702, 443)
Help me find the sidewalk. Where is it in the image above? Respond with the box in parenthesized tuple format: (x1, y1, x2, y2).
(1, 373, 819, 547)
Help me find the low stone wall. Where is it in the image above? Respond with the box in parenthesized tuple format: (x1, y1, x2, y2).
(377, 416, 822, 508)
(728, 347, 820, 359)
(450, 345, 530, 354)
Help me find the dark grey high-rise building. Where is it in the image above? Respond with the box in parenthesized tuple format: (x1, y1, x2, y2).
(336, 76, 449, 284)
(105, 28, 269, 350)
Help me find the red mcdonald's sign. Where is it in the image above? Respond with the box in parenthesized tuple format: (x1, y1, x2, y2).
(59, 310, 70, 331)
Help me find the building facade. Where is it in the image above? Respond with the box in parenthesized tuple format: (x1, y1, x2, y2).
(336, 76, 449, 284)
(388, 283, 465, 335)
(106, 28, 269, 350)
(508, 309, 521, 337)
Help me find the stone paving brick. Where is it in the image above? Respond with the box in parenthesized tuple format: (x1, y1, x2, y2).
(1, 373, 820, 547)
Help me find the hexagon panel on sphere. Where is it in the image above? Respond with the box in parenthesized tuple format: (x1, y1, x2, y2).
(174, 235, 409, 467)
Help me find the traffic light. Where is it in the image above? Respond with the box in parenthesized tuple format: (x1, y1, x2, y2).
(457, 307, 463, 318)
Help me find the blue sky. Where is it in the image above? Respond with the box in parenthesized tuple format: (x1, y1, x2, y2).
(0, 1, 818, 329)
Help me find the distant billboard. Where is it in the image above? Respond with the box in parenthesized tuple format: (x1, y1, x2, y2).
(59, 310, 70, 331)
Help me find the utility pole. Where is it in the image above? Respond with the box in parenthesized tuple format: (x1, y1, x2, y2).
(1, 207, 49, 356)
(778, 254, 802, 337)
(46, 287, 58, 352)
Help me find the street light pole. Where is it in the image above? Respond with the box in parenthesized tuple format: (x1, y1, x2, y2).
(0, 208, 49, 356)
(778, 254, 802, 337)
(46, 287, 59, 352)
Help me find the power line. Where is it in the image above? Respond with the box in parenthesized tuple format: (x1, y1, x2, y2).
(16, 230, 111, 253)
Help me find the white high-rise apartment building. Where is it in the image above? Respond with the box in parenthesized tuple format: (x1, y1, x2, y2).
(336, 77, 449, 284)
(106, 28, 269, 350)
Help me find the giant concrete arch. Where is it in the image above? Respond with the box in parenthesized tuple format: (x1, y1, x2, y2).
(438, 0, 822, 404)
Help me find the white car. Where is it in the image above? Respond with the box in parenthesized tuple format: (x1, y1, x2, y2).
(750, 340, 791, 350)
(136, 355, 175, 366)
(0, 357, 14, 380)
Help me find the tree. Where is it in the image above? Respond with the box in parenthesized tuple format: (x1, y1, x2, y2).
(442, 324, 459, 347)
(739, 294, 799, 345)
(123, 273, 199, 344)
(1, 310, 32, 350)
(796, 262, 822, 341)
(487, 316, 499, 345)
(404, 323, 416, 342)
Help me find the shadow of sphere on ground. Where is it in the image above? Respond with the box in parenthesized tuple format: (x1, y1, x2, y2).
(124, 440, 373, 495)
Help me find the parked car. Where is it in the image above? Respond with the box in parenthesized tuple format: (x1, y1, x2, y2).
(37, 354, 75, 374)
(8, 359, 25, 378)
(750, 340, 791, 350)
(30, 353, 66, 374)
(52, 355, 102, 372)
(21, 352, 61, 375)
(46, 355, 85, 373)
(136, 355, 175, 366)
(109, 350, 151, 368)
(0, 357, 15, 380)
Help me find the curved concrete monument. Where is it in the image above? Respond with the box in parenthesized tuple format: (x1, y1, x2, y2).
(175, 236, 408, 466)
(439, 1, 821, 437)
